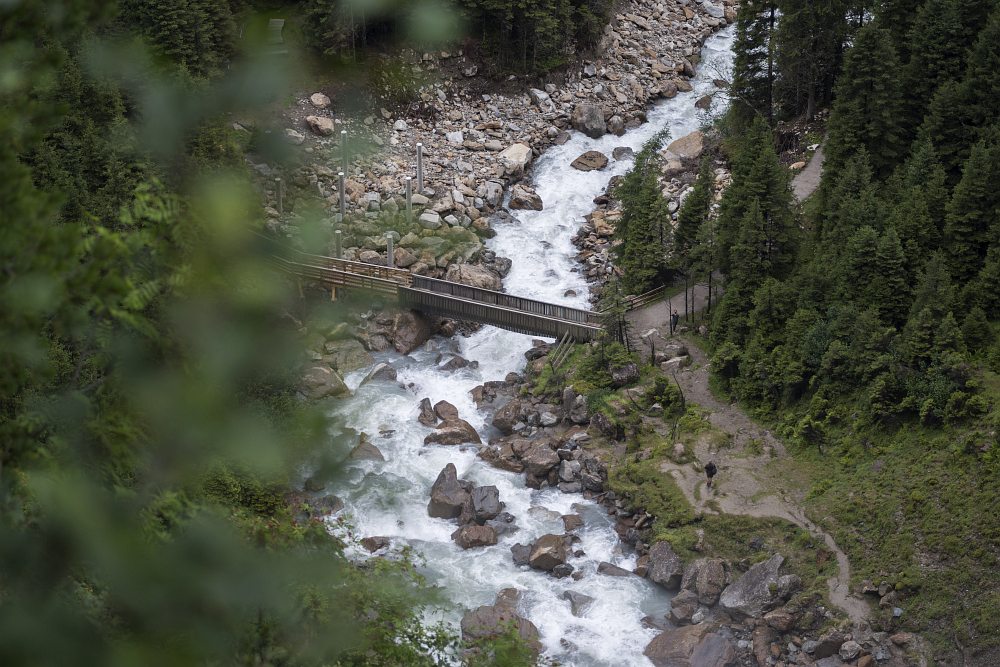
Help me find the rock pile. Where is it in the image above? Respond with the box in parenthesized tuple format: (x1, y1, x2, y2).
(427, 462, 512, 549)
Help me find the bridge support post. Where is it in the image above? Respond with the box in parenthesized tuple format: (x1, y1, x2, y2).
(416, 143, 423, 193)
(334, 230, 342, 259)
(338, 172, 346, 218)
(331, 286, 337, 301)
(275, 177, 283, 215)
(405, 177, 412, 223)
(341, 130, 348, 175)
(386, 235, 394, 270)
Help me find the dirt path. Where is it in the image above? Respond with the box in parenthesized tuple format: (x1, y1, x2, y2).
(626, 309, 870, 624)
(791, 140, 825, 201)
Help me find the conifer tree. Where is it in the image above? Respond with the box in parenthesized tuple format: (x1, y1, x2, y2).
(917, 81, 973, 179)
(598, 277, 633, 351)
(876, 0, 922, 63)
(872, 227, 911, 327)
(675, 154, 715, 251)
(730, 0, 778, 129)
(823, 22, 904, 181)
(943, 140, 1000, 283)
(773, 0, 849, 120)
(613, 132, 671, 295)
(730, 198, 771, 297)
(900, 0, 969, 144)
(716, 116, 796, 279)
(907, 253, 954, 322)
(950, 13, 1000, 146)
(961, 306, 995, 354)
(820, 151, 882, 253)
(902, 137, 950, 240)
(840, 225, 880, 304)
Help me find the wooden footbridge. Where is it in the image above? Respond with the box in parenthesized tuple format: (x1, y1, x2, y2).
(255, 234, 606, 341)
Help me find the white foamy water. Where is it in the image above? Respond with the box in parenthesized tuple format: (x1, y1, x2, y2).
(322, 27, 734, 666)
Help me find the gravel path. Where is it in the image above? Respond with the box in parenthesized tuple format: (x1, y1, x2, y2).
(791, 140, 825, 201)
(628, 301, 870, 624)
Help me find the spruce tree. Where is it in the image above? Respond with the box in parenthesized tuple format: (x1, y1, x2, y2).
(730, 0, 778, 129)
(822, 22, 904, 181)
(840, 225, 880, 305)
(943, 140, 1000, 283)
(952, 12, 1000, 146)
(900, 0, 969, 144)
(820, 151, 882, 253)
(773, 0, 849, 120)
(917, 81, 973, 180)
(613, 132, 671, 295)
(675, 153, 715, 251)
(872, 227, 911, 327)
(961, 306, 995, 354)
(716, 116, 796, 279)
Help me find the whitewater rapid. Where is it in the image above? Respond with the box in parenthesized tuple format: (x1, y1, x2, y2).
(322, 26, 735, 666)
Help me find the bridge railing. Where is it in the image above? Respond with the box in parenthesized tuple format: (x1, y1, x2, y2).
(264, 254, 401, 297)
(410, 275, 602, 327)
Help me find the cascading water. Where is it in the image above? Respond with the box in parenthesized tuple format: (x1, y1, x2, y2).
(324, 26, 735, 666)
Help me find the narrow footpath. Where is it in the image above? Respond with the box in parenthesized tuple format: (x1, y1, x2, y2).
(626, 287, 870, 625)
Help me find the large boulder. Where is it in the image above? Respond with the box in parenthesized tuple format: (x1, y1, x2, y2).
(428, 463, 471, 519)
(571, 151, 609, 171)
(453, 525, 498, 549)
(424, 418, 482, 446)
(696, 559, 727, 606)
(434, 400, 460, 420)
(471, 485, 502, 523)
(348, 438, 385, 460)
(571, 103, 607, 139)
(528, 88, 556, 113)
(301, 365, 351, 399)
(528, 534, 567, 571)
(444, 264, 502, 291)
(522, 442, 560, 477)
(648, 541, 684, 590)
(718, 553, 785, 618)
(305, 115, 335, 136)
(461, 589, 542, 654)
(667, 130, 706, 160)
(496, 143, 532, 181)
(392, 311, 435, 355)
(509, 183, 544, 210)
(360, 362, 397, 386)
(644, 624, 735, 667)
(322, 339, 375, 373)
(610, 362, 640, 387)
(417, 398, 438, 427)
(492, 399, 523, 435)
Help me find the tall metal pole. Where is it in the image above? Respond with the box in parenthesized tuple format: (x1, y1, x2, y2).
(338, 172, 346, 218)
(386, 235, 394, 270)
(334, 230, 342, 259)
(416, 142, 423, 193)
(341, 130, 348, 175)
(405, 176, 413, 223)
(275, 177, 283, 215)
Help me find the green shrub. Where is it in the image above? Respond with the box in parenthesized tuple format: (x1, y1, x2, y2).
(200, 461, 289, 515)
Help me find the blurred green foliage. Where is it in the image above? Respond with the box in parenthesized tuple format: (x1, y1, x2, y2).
(0, 1, 542, 665)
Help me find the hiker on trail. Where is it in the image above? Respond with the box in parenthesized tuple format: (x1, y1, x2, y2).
(705, 459, 717, 488)
(670, 310, 679, 334)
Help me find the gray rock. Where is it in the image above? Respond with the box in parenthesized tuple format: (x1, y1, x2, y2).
(511, 543, 532, 566)
(583, 63, 597, 77)
(571, 150, 609, 171)
(301, 364, 351, 400)
(597, 562, 632, 577)
(777, 573, 802, 599)
(570, 103, 606, 139)
(349, 440, 385, 460)
(704, 3, 724, 18)
(528, 534, 568, 571)
(839, 641, 862, 661)
(471, 485, 502, 523)
(487, 511, 519, 536)
(558, 459, 581, 482)
(453, 525, 498, 549)
(718, 553, 784, 618)
(552, 563, 574, 578)
(648, 541, 684, 590)
(558, 481, 583, 493)
(312, 494, 344, 513)
(522, 442, 560, 476)
(612, 146, 635, 161)
(427, 463, 470, 519)
(360, 362, 397, 385)
(417, 397, 437, 427)
(559, 590, 594, 616)
(540, 412, 559, 427)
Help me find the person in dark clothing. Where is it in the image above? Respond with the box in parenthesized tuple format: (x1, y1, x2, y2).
(705, 459, 717, 488)
(670, 309, 679, 334)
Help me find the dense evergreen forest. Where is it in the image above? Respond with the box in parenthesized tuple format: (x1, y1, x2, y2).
(618, 0, 1000, 653)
